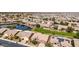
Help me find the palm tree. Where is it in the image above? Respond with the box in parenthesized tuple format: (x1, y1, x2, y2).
(9, 34, 14, 40)
(13, 35, 20, 42)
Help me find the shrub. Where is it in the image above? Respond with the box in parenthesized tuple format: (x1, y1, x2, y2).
(36, 24, 40, 28)
(31, 39, 39, 45)
(66, 27, 74, 33)
(53, 25, 58, 30)
(74, 31, 79, 39)
(45, 42, 53, 47)
(71, 40, 75, 47)
(4, 36, 8, 39)
(14, 36, 19, 39)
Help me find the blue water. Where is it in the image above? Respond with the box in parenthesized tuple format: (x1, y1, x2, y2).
(16, 24, 32, 31)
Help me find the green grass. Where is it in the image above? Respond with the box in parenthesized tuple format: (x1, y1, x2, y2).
(33, 27, 76, 38)
(7, 25, 16, 29)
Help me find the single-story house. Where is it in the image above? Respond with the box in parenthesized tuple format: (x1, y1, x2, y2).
(31, 33, 49, 43)
(16, 31, 34, 42)
(49, 36, 59, 44)
(38, 43, 45, 47)
(60, 41, 72, 47)
(0, 28, 9, 34)
(3, 29, 21, 37)
(57, 25, 67, 30)
(73, 39, 79, 47)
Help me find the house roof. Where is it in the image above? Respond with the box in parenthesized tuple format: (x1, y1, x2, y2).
(38, 43, 45, 47)
(4, 29, 21, 36)
(31, 33, 49, 43)
(16, 31, 33, 38)
(0, 28, 9, 34)
(61, 41, 72, 47)
(49, 36, 59, 43)
(73, 39, 79, 47)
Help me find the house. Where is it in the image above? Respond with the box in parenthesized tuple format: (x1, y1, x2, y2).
(49, 36, 72, 47)
(57, 25, 67, 31)
(33, 18, 40, 23)
(49, 36, 59, 44)
(3, 29, 21, 37)
(0, 28, 9, 34)
(57, 37, 72, 47)
(38, 43, 45, 47)
(40, 20, 54, 28)
(73, 39, 79, 47)
(60, 41, 72, 47)
(74, 27, 79, 31)
(53, 44, 60, 47)
(48, 36, 61, 47)
(16, 31, 34, 42)
(31, 33, 49, 43)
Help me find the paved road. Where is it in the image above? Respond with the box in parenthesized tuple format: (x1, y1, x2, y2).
(0, 39, 27, 47)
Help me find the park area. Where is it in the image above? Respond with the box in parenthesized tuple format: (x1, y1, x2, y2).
(33, 27, 76, 38)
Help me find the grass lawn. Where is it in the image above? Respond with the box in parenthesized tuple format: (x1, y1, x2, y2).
(33, 27, 76, 38)
(7, 25, 16, 29)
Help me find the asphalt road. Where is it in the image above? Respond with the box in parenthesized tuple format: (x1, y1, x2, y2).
(0, 39, 27, 47)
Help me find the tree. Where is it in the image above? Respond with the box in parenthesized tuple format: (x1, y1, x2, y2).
(43, 18, 48, 21)
(60, 21, 68, 26)
(65, 22, 69, 26)
(31, 38, 39, 45)
(66, 27, 74, 33)
(60, 21, 64, 25)
(36, 24, 40, 28)
(9, 34, 14, 40)
(71, 23, 77, 27)
(54, 21, 59, 24)
(53, 25, 58, 30)
(18, 38, 22, 42)
(52, 17, 55, 21)
(74, 31, 79, 39)
(14, 36, 19, 39)
(60, 28, 65, 31)
(45, 42, 53, 47)
(71, 39, 75, 47)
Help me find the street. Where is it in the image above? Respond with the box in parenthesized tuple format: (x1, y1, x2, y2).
(0, 38, 27, 47)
